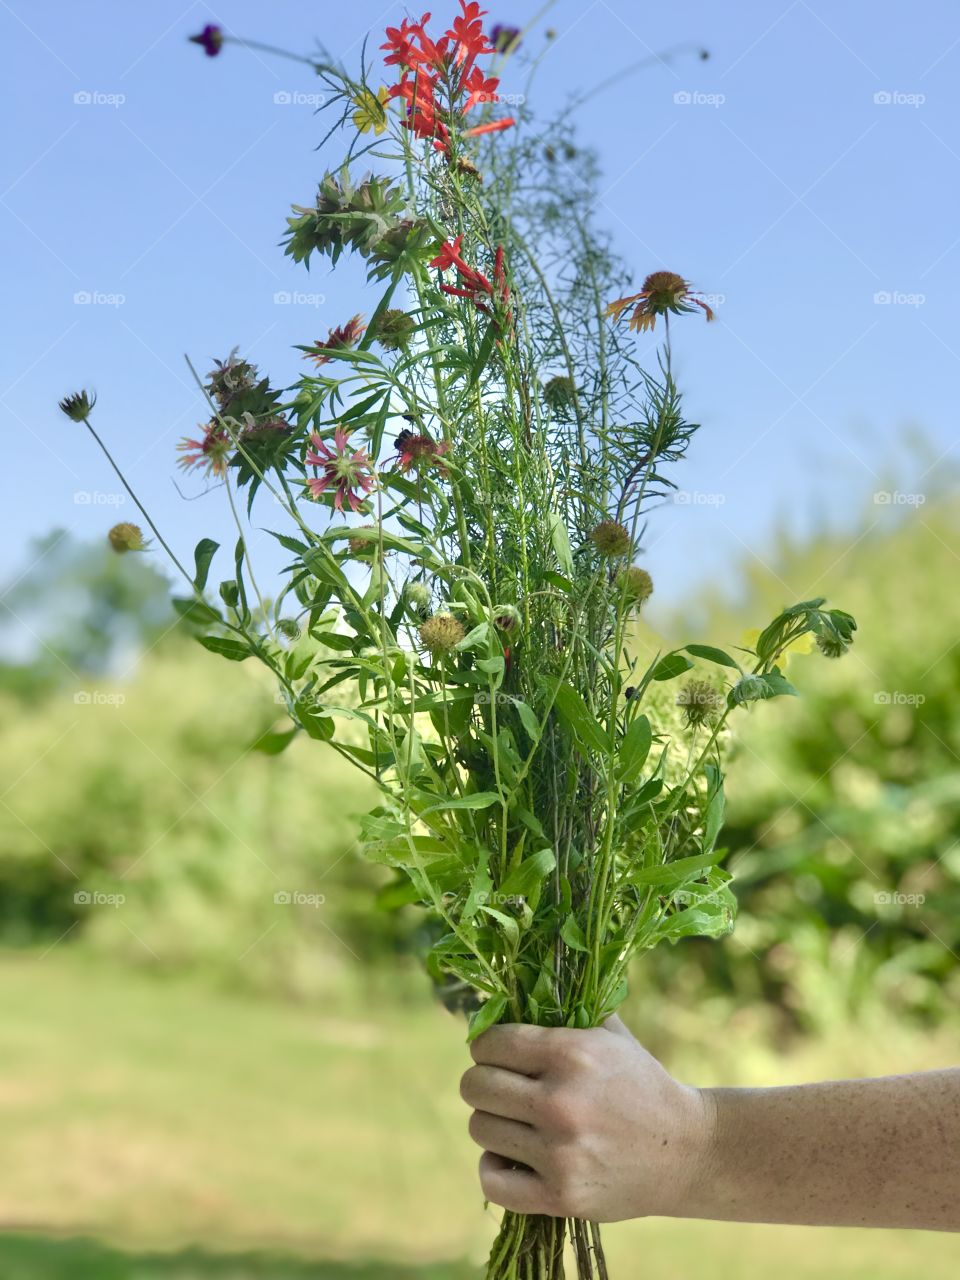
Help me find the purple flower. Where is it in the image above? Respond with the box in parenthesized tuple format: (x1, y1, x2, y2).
(490, 24, 521, 53)
(189, 24, 224, 57)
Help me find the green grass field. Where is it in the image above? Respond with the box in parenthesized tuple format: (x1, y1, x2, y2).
(0, 950, 958, 1278)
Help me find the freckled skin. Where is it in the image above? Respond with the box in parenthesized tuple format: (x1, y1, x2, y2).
(460, 1017, 960, 1230)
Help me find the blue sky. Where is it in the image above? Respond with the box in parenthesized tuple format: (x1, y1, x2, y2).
(3, 0, 959, 639)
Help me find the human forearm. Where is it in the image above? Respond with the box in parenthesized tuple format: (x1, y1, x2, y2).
(690, 1070, 960, 1230)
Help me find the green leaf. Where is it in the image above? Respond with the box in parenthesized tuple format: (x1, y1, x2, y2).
(548, 514, 574, 575)
(560, 914, 589, 952)
(685, 643, 741, 670)
(477, 656, 505, 678)
(547, 681, 608, 754)
(193, 538, 219, 592)
(513, 699, 541, 744)
(173, 598, 222, 627)
(251, 725, 298, 755)
(417, 791, 501, 816)
(466, 992, 508, 1042)
(651, 653, 695, 682)
(197, 635, 251, 661)
(499, 848, 557, 909)
(760, 669, 799, 698)
(618, 715, 652, 782)
(626, 850, 725, 888)
(703, 776, 726, 853)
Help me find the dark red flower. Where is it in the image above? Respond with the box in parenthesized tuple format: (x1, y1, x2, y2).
(306, 314, 366, 366)
(393, 429, 450, 475)
(189, 24, 223, 57)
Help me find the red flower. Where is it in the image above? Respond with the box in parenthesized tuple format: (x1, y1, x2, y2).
(306, 314, 365, 366)
(430, 237, 513, 323)
(463, 117, 515, 138)
(394, 429, 450, 475)
(305, 426, 375, 512)
(177, 422, 232, 477)
(462, 64, 500, 113)
(429, 236, 470, 272)
(449, 1, 494, 72)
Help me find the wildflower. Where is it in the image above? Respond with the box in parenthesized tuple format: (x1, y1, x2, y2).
(107, 522, 147, 553)
(352, 85, 390, 135)
(420, 612, 465, 654)
(494, 605, 519, 632)
(405, 582, 433, 617)
(372, 308, 416, 352)
(606, 271, 715, 333)
(394, 429, 449, 475)
(206, 348, 259, 408)
(177, 422, 232, 477)
(543, 375, 576, 415)
(677, 680, 725, 728)
(490, 24, 522, 52)
(276, 618, 302, 640)
(617, 566, 654, 606)
(306, 314, 365, 366)
(305, 426, 375, 512)
(430, 237, 510, 320)
(816, 632, 849, 659)
(189, 23, 224, 57)
(58, 390, 95, 422)
(589, 520, 632, 558)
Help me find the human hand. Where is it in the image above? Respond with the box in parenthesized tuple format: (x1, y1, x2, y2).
(460, 1016, 712, 1222)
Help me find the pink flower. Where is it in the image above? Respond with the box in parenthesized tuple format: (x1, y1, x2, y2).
(304, 426, 375, 512)
(177, 422, 232, 476)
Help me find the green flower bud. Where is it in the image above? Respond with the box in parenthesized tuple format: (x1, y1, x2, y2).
(107, 522, 147, 553)
(59, 390, 96, 422)
(589, 520, 632, 558)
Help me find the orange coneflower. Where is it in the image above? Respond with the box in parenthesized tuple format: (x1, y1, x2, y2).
(605, 271, 715, 333)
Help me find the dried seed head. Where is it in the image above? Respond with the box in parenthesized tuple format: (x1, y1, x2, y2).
(617, 567, 654, 606)
(419, 612, 465, 654)
(589, 520, 633, 558)
(107, 522, 147, 553)
(677, 679, 725, 728)
(542, 375, 577, 416)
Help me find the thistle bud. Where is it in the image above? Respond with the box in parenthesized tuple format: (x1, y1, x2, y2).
(405, 581, 432, 617)
(677, 679, 724, 728)
(542, 375, 577, 417)
(494, 605, 520, 633)
(589, 520, 632, 558)
(616, 567, 654, 607)
(107, 522, 147, 553)
(59, 390, 95, 422)
(276, 618, 302, 640)
(419, 613, 465, 655)
(372, 308, 416, 352)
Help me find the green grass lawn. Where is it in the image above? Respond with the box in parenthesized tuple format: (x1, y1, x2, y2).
(0, 949, 958, 1278)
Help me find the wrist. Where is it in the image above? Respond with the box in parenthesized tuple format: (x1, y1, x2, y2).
(660, 1083, 720, 1219)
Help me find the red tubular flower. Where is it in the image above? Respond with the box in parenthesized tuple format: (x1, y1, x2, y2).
(463, 118, 515, 138)
(305, 427, 375, 512)
(429, 236, 470, 272)
(449, 1, 494, 73)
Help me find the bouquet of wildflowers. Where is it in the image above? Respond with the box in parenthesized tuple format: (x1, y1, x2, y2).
(64, 6, 856, 1277)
